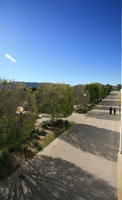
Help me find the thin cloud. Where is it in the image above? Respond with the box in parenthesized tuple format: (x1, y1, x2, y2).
(5, 53, 16, 63)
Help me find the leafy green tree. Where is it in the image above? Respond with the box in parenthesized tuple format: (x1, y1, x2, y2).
(85, 83, 100, 103)
(116, 84, 121, 91)
(73, 85, 90, 105)
(35, 83, 73, 118)
(85, 83, 113, 104)
(0, 81, 37, 150)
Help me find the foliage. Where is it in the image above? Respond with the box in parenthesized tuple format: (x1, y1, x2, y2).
(41, 119, 71, 129)
(0, 81, 37, 151)
(0, 151, 16, 180)
(85, 83, 113, 104)
(73, 84, 90, 105)
(75, 104, 92, 114)
(35, 83, 73, 118)
(116, 84, 121, 90)
(41, 120, 72, 149)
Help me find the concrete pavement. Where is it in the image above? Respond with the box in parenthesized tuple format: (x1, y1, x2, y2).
(0, 91, 120, 200)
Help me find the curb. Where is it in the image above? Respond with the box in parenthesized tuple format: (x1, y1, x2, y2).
(118, 153, 122, 200)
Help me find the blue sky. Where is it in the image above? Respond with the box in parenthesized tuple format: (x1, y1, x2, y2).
(0, 0, 121, 85)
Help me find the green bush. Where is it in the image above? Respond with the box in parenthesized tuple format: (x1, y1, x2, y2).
(76, 104, 88, 114)
(0, 113, 35, 150)
(73, 85, 90, 105)
(75, 102, 96, 114)
(85, 83, 113, 104)
(35, 83, 73, 118)
(31, 129, 46, 136)
(87, 104, 92, 111)
(63, 120, 70, 128)
(0, 81, 37, 151)
(52, 119, 64, 128)
(0, 151, 16, 180)
(32, 140, 42, 151)
(41, 121, 51, 129)
(41, 119, 71, 129)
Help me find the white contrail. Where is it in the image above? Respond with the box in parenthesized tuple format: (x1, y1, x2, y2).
(5, 53, 16, 63)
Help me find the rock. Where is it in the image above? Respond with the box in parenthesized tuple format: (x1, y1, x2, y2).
(39, 136, 45, 140)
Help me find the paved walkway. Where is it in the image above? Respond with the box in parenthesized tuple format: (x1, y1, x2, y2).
(0, 91, 120, 200)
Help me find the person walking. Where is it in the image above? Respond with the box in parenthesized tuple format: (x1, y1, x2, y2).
(109, 107, 113, 115)
(113, 107, 116, 115)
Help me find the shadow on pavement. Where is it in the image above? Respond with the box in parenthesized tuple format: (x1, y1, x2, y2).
(100, 100, 120, 106)
(88, 92, 121, 120)
(0, 155, 117, 200)
(87, 110, 120, 121)
(93, 106, 109, 111)
(106, 92, 120, 99)
(61, 124, 119, 162)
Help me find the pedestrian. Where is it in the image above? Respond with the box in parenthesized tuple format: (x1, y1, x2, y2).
(113, 107, 116, 115)
(109, 107, 113, 115)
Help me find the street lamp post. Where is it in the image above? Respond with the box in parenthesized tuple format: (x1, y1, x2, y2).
(16, 106, 24, 124)
(83, 93, 88, 104)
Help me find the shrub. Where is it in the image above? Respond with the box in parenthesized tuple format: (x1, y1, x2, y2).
(73, 84, 90, 105)
(41, 119, 71, 129)
(31, 129, 46, 136)
(41, 121, 51, 129)
(0, 151, 16, 180)
(76, 104, 88, 114)
(63, 120, 70, 128)
(52, 119, 64, 128)
(35, 83, 73, 118)
(0, 81, 37, 151)
(85, 83, 113, 104)
(0, 113, 35, 150)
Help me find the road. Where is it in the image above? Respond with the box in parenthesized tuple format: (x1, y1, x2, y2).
(0, 91, 120, 200)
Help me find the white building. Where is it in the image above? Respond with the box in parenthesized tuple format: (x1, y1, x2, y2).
(120, 89, 122, 153)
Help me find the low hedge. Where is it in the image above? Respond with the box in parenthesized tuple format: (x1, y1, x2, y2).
(41, 119, 71, 129)
(75, 103, 95, 114)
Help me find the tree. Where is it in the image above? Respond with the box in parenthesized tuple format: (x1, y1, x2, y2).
(117, 84, 121, 91)
(73, 85, 90, 105)
(35, 83, 73, 118)
(0, 81, 37, 150)
(85, 83, 113, 104)
(85, 83, 100, 103)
